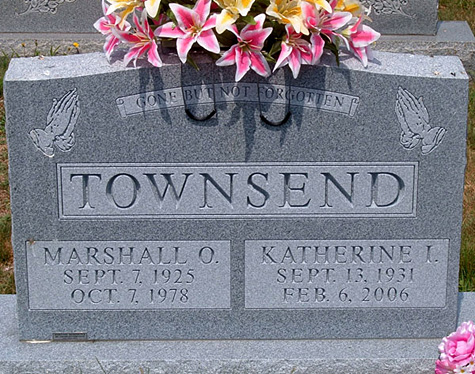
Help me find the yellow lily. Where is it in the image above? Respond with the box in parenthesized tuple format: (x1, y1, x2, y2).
(305, 0, 332, 13)
(266, 0, 308, 35)
(214, 0, 256, 34)
(335, 0, 363, 16)
(106, 0, 161, 26)
(106, 0, 142, 26)
(145, 0, 161, 17)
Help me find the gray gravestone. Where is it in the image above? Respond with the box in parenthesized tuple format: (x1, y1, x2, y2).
(0, 0, 102, 33)
(4, 50, 468, 341)
(0, 0, 436, 35)
(364, 0, 438, 35)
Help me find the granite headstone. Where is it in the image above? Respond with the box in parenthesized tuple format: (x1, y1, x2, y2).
(0, 0, 102, 33)
(363, 0, 438, 35)
(0, 0, 436, 35)
(4, 50, 468, 341)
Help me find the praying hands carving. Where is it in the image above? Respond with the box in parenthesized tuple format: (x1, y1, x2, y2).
(395, 87, 446, 155)
(29, 89, 80, 157)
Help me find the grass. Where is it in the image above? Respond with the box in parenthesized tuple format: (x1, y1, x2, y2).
(439, 0, 475, 31)
(0, 55, 13, 294)
(440, 0, 475, 292)
(0, 12, 474, 294)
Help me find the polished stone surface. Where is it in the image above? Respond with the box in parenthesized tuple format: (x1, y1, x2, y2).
(0, 0, 102, 33)
(4, 50, 468, 340)
(0, 293, 472, 373)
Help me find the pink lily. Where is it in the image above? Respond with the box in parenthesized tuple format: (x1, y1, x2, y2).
(155, 0, 220, 63)
(94, 0, 131, 60)
(274, 24, 313, 78)
(342, 15, 380, 66)
(112, 11, 162, 67)
(301, 1, 352, 62)
(215, 14, 272, 81)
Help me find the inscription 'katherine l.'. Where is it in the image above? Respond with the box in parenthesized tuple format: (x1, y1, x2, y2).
(245, 239, 449, 309)
(58, 162, 418, 219)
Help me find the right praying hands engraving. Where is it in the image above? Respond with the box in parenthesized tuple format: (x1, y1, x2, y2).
(395, 87, 446, 155)
(29, 89, 80, 157)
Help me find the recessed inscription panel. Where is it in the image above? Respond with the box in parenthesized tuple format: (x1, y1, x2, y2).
(58, 163, 417, 219)
(245, 239, 448, 309)
(116, 83, 360, 118)
(26, 241, 230, 310)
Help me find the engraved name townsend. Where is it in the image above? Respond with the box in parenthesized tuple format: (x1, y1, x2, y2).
(58, 162, 418, 219)
(26, 241, 231, 310)
(245, 239, 449, 309)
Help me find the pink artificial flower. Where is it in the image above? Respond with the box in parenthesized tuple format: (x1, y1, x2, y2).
(435, 358, 457, 374)
(112, 11, 162, 67)
(155, 0, 220, 63)
(438, 321, 475, 370)
(342, 15, 380, 67)
(301, 1, 352, 62)
(215, 14, 272, 82)
(94, 0, 131, 60)
(274, 24, 313, 78)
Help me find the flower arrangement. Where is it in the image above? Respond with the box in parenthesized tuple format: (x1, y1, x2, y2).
(94, 0, 380, 81)
(436, 321, 475, 374)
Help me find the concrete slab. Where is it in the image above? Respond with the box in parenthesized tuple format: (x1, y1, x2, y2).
(0, 293, 472, 373)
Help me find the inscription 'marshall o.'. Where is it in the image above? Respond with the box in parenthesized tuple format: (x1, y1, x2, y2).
(58, 163, 417, 219)
(27, 241, 231, 310)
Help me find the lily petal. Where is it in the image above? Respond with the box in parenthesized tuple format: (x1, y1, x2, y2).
(274, 42, 292, 71)
(176, 36, 196, 63)
(197, 29, 220, 53)
(169, 3, 195, 30)
(155, 22, 186, 38)
(322, 11, 352, 30)
(249, 51, 271, 77)
(104, 35, 121, 59)
(242, 27, 272, 49)
(147, 40, 162, 66)
(288, 49, 302, 78)
(216, 45, 238, 66)
(145, 0, 161, 17)
(236, 0, 255, 16)
(351, 24, 380, 47)
(216, 9, 239, 33)
(235, 48, 251, 81)
(194, 0, 212, 23)
(310, 32, 324, 63)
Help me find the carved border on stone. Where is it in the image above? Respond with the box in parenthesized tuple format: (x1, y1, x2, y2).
(395, 87, 446, 155)
(363, 0, 414, 18)
(19, 0, 77, 15)
(29, 88, 80, 158)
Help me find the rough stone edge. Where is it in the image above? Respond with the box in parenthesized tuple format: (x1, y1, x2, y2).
(0, 21, 474, 71)
(374, 22, 475, 71)
(0, 293, 473, 373)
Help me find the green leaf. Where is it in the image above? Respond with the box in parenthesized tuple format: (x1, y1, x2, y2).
(325, 42, 340, 66)
(186, 55, 200, 71)
(241, 15, 257, 25)
(166, 8, 177, 23)
(268, 40, 282, 58)
(262, 51, 276, 63)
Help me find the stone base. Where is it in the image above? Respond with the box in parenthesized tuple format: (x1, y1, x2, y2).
(0, 21, 473, 71)
(374, 21, 475, 71)
(0, 293, 473, 374)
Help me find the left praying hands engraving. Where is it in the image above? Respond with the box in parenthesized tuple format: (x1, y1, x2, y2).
(29, 89, 80, 157)
(19, 0, 76, 15)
